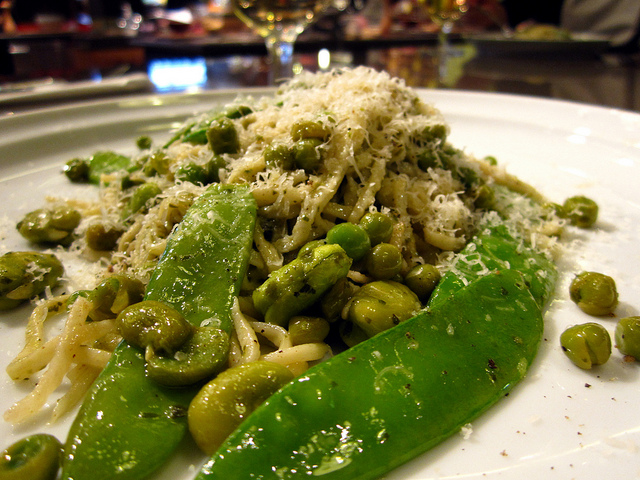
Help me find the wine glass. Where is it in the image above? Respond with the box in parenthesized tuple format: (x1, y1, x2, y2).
(232, 0, 333, 85)
(420, 0, 468, 85)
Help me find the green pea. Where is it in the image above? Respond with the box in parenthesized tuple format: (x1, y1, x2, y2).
(136, 135, 152, 150)
(563, 195, 598, 228)
(175, 163, 209, 185)
(264, 144, 294, 170)
(365, 243, 403, 280)
(326, 222, 371, 261)
(615, 316, 640, 361)
(0, 433, 62, 480)
(359, 212, 394, 246)
(404, 263, 441, 301)
(346, 280, 421, 338)
(85, 223, 124, 251)
(188, 361, 294, 455)
(116, 300, 193, 356)
(291, 120, 331, 141)
(63, 158, 90, 183)
(207, 118, 240, 155)
(292, 138, 323, 172)
(569, 271, 618, 316)
(288, 316, 330, 345)
(560, 323, 611, 369)
(146, 327, 229, 386)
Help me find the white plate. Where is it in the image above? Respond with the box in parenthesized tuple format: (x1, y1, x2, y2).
(1, 88, 639, 480)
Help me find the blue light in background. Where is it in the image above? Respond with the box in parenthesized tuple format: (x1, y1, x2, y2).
(148, 57, 208, 91)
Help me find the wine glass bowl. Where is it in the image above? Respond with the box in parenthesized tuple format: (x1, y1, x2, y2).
(232, 0, 333, 84)
(425, 0, 468, 31)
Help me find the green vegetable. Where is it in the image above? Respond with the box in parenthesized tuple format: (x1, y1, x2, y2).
(17, 205, 81, 246)
(116, 300, 194, 356)
(365, 243, 403, 280)
(60, 184, 257, 480)
(146, 326, 229, 386)
(614, 316, 640, 361)
(563, 195, 598, 228)
(196, 268, 546, 479)
(69, 274, 144, 322)
(206, 118, 239, 155)
(0, 434, 62, 480)
(253, 243, 352, 326)
(188, 361, 294, 455)
(569, 271, 618, 316)
(121, 182, 162, 220)
(359, 212, 394, 246)
(87, 151, 131, 184)
(0, 251, 63, 310)
(85, 223, 124, 251)
(326, 222, 371, 261)
(560, 323, 611, 369)
(346, 280, 421, 338)
(404, 263, 441, 301)
(288, 316, 331, 345)
(63, 158, 90, 183)
(292, 138, 323, 171)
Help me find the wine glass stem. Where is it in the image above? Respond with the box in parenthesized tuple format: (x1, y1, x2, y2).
(266, 37, 296, 85)
(437, 21, 453, 85)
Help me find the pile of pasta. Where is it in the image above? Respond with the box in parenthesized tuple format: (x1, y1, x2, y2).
(4, 67, 562, 424)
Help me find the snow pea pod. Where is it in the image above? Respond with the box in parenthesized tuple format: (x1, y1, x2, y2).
(195, 219, 557, 479)
(197, 267, 545, 479)
(429, 222, 557, 310)
(60, 183, 257, 480)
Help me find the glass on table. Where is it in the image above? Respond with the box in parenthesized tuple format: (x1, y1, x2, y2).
(418, 0, 468, 85)
(232, 0, 333, 84)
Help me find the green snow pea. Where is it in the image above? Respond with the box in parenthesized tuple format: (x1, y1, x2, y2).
(60, 183, 257, 480)
(428, 222, 557, 310)
(197, 268, 545, 479)
(195, 218, 556, 479)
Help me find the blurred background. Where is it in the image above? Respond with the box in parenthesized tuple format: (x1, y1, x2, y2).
(1, 0, 639, 111)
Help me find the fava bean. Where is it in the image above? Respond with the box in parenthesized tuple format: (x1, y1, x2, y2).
(188, 361, 294, 455)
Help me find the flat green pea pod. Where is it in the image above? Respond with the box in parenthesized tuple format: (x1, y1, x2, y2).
(17, 205, 81, 246)
(188, 361, 294, 455)
(196, 269, 545, 479)
(61, 184, 257, 480)
(0, 252, 63, 310)
(429, 222, 557, 310)
(253, 243, 352, 326)
(0, 434, 62, 480)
